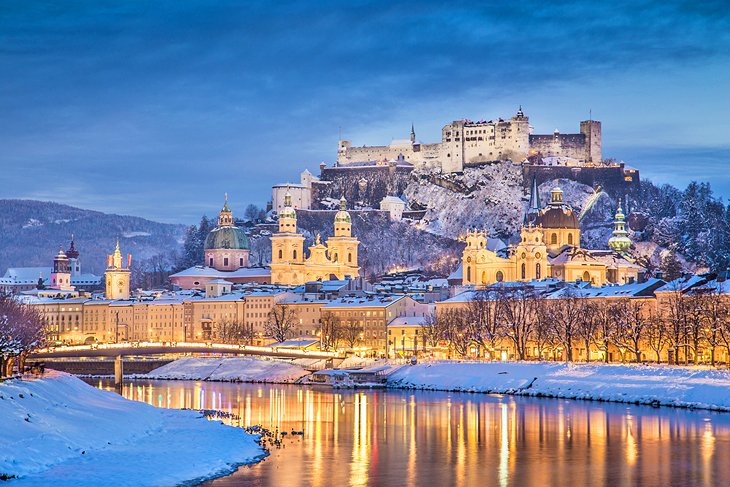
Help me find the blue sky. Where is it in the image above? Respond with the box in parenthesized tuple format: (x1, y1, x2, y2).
(1, 1, 729, 223)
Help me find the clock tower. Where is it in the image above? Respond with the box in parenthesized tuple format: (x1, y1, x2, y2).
(105, 240, 131, 300)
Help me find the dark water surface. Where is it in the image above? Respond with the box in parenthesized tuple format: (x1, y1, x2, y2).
(88, 379, 730, 487)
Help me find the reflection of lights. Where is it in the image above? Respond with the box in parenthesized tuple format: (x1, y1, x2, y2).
(625, 415, 637, 466)
(499, 402, 509, 487)
(350, 393, 369, 487)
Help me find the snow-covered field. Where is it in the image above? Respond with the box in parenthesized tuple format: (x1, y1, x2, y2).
(387, 361, 730, 411)
(143, 356, 310, 383)
(0, 372, 265, 486)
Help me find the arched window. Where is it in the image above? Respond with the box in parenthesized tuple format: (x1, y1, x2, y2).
(293, 249, 297, 260)
(536, 263, 541, 279)
(333, 253, 338, 262)
(551, 233, 558, 245)
(496, 271, 504, 282)
(348, 253, 352, 263)
(467, 266, 472, 282)
(521, 263, 526, 280)
(278, 249, 283, 259)
(239, 258, 244, 266)
(582, 271, 591, 282)
(481, 271, 487, 285)
(568, 233, 573, 245)
(209, 258, 213, 266)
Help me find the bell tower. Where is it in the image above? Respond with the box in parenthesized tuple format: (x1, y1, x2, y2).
(51, 246, 74, 291)
(105, 240, 131, 300)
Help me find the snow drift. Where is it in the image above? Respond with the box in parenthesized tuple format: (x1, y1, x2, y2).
(144, 356, 310, 383)
(0, 372, 264, 486)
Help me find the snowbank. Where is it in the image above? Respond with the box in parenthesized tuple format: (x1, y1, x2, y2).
(387, 361, 730, 411)
(144, 356, 310, 383)
(0, 372, 264, 486)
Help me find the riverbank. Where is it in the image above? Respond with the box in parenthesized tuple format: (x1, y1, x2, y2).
(388, 361, 730, 411)
(0, 372, 265, 486)
(142, 356, 311, 382)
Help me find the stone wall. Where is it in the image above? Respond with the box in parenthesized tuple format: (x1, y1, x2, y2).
(316, 165, 414, 208)
(522, 164, 640, 195)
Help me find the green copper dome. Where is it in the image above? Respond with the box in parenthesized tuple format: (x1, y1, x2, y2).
(204, 225, 250, 250)
(334, 210, 351, 223)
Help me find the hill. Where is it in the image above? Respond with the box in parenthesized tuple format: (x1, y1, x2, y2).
(0, 200, 186, 275)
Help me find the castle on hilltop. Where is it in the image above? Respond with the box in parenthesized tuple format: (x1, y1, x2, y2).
(337, 107, 601, 173)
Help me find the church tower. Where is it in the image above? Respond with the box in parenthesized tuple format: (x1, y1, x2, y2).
(105, 241, 131, 300)
(326, 196, 360, 278)
(270, 190, 306, 285)
(66, 235, 81, 277)
(51, 246, 74, 291)
(608, 200, 632, 253)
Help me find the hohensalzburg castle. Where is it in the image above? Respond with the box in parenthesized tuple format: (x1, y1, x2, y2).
(337, 107, 601, 173)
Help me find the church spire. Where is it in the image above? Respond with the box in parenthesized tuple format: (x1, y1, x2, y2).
(608, 199, 632, 252)
(524, 176, 541, 225)
(410, 123, 415, 143)
(218, 193, 233, 227)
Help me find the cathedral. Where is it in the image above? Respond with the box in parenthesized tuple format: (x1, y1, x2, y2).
(270, 191, 360, 285)
(462, 181, 641, 287)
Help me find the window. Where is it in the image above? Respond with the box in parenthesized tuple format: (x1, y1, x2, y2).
(209, 258, 213, 266)
(467, 266, 471, 282)
(293, 250, 297, 259)
(239, 258, 244, 266)
(536, 263, 541, 279)
(521, 263, 526, 280)
(568, 233, 573, 245)
(224, 257, 229, 266)
(551, 233, 557, 245)
(278, 249, 283, 259)
(496, 271, 504, 282)
(348, 253, 352, 263)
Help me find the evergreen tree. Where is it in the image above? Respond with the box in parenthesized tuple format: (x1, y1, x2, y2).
(660, 250, 683, 281)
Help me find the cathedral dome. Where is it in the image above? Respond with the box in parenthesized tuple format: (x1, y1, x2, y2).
(204, 225, 250, 250)
(534, 207, 579, 229)
(533, 187, 579, 229)
(280, 206, 297, 219)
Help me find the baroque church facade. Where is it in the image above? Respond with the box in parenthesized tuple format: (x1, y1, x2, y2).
(462, 181, 641, 287)
(270, 192, 360, 286)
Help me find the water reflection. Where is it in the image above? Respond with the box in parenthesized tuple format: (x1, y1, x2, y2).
(90, 380, 730, 487)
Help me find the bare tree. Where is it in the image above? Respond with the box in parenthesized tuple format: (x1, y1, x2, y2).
(319, 313, 341, 351)
(443, 308, 472, 358)
(533, 300, 556, 361)
(548, 289, 585, 362)
(701, 284, 727, 367)
(499, 286, 537, 361)
(645, 314, 671, 363)
(265, 304, 298, 343)
(215, 319, 255, 345)
(614, 299, 652, 363)
(420, 310, 445, 350)
(591, 300, 617, 363)
(0, 295, 46, 377)
(341, 320, 363, 349)
(662, 282, 689, 364)
(575, 300, 598, 362)
(465, 290, 501, 359)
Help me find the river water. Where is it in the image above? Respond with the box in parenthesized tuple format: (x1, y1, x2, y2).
(88, 379, 730, 487)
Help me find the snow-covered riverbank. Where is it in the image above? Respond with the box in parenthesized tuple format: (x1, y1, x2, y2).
(143, 356, 310, 383)
(0, 372, 265, 486)
(387, 361, 730, 411)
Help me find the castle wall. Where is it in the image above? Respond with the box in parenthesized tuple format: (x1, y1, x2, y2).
(522, 164, 640, 195)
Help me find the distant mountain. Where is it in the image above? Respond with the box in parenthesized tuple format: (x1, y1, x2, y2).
(0, 200, 186, 275)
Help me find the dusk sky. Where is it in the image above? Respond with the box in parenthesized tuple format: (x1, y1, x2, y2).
(2, 1, 729, 223)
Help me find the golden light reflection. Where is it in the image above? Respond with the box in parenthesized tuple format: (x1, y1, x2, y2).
(91, 380, 730, 487)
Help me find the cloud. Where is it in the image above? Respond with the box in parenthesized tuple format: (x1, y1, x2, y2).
(1, 0, 729, 222)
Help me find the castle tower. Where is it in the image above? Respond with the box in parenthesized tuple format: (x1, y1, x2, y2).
(65, 235, 81, 277)
(106, 240, 131, 300)
(204, 194, 250, 270)
(608, 200, 632, 253)
(51, 246, 74, 291)
(580, 119, 602, 164)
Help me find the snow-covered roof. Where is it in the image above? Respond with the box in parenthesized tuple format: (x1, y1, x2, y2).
(547, 279, 665, 299)
(323, 295, 408, 309)
(388, 316, 426, 328)
(381, 196, 405, 205)
(169, 266, 271, 279)
(207, 279, 233, 285)
(448, 263, 463, 281)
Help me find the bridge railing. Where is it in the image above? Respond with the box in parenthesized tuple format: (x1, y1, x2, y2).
(35, 341, 342, 358)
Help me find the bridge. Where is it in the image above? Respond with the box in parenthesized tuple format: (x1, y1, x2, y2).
(31, 341, 342, 360)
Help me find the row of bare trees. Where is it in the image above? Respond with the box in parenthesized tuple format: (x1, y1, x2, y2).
(422, 286, 730, 365)
(0, 295, 46, 377)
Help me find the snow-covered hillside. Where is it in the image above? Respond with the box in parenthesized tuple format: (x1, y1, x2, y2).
(0, 372, 264, 485)
(388, 361, 730, 411)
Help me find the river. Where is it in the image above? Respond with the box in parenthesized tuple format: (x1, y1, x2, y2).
(87, 379, 730, 487)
